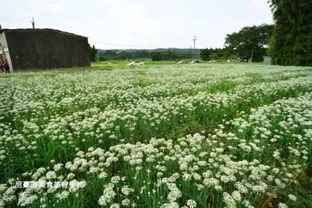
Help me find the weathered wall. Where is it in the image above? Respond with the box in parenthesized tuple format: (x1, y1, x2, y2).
(4, 29, 90, 71)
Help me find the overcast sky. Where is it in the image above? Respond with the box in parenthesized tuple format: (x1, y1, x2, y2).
(1, 0, 273, 49)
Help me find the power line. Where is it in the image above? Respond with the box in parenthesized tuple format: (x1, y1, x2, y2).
(0, 17, 26, 21)
(91, 40, 152, 49)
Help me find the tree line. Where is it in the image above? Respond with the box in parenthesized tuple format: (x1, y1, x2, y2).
(90, 48, 200, 61)
(91, 24, 275, 63)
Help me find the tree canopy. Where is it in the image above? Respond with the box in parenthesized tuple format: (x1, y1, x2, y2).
(225, 24, 273, 62)
(269, 0, 312, 66)
(89, 45, 98, 62)
(151, 51, 178, 61)
(200, 48, 232, 61)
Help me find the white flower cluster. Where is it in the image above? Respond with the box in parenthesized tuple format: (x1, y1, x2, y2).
(0, 64, 311, 207)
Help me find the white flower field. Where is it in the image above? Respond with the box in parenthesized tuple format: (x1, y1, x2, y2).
(0, 64, 312, 208)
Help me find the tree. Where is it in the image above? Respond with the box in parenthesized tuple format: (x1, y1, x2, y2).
(200, 48, 234, 61)
(210, 52, 220, 60)
(269, 0, 312, 66)
(200, 49, 210, 61)
(225, 24, 273, 62)
(151, 51, 178, 61)
(151, 52, 162, 61)
(89, 45, 98, 62)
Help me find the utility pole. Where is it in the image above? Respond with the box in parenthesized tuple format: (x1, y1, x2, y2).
(31, 17, 35, 29)
(193, 35, 197, 50)
(192, 35, 197, 59)
(190, 45, 192, 59)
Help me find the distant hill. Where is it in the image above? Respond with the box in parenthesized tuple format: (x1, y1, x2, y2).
(97, 48, 200, 61)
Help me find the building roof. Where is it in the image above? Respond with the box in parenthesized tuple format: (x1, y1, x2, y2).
(0, 28, 88, 39)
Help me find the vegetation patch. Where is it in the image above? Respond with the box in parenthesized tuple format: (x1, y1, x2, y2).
(0, 64, 311, 207)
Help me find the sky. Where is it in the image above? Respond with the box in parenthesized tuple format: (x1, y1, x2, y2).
(1, 0, 273, 49)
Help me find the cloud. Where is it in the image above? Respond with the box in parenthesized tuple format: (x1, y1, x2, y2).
(249, 0, 270, 10)
(46, 3, 62, 12)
